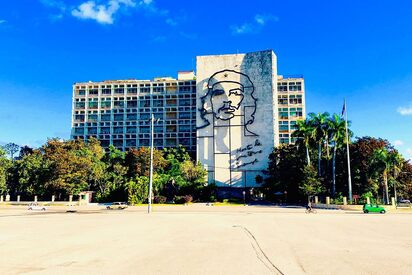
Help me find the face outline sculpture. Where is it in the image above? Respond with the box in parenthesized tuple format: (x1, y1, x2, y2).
(210, 81, 245, 121)
(198, 69, 257, 136)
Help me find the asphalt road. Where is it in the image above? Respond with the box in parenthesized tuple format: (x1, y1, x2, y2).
(0, 205, 411, 275)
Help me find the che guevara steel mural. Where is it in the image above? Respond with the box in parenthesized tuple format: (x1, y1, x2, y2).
(197, 69, 262, 170)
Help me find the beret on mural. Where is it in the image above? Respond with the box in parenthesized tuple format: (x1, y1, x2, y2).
(207, 69, 254, 91)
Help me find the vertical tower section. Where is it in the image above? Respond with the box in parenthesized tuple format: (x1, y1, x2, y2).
(196, 50, 277, 188)
(277, 75, 306, 144)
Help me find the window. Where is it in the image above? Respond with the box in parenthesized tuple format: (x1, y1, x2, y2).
(114, 114, 124, 121)
(126, 126, 137, 134)
(278, 82, 287, 92)
(74, 127, 84, 134)
(289, 82, 302, 92)
(127, 88, 137, 94)
(88, 114, 98, 122)
(101, 114, 111, 121)
(75, 102, 85, 109)
(101, 100, 111, 108)
(88, 102, 98, 109)
(114, 127, 123, 134)
(127, 114, 137, 120)
(102, 88, 112, 95)
(114, 88, 124, 94)
(114, 101, 124, 108)
(89, 89, 98, 95)
(100, 127, 110, 134)
(127, 101, 137, 108)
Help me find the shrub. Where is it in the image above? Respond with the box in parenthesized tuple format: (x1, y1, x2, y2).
(184, 195, 193, 203)
(154, 195, 167, 204)
(174, 196, 185, 204)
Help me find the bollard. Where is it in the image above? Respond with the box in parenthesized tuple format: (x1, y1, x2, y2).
(69, 195, 73, 202)
(391, 197, 396, 207)
(0, 195, 3, 202)
(34, 196, 38, 202)
(17, 195, 20, 202)
(314, 196, 319, 204)
(5, 194, 10, 202)
(52, 195, 55, 202)
(326, 196, 330, 205)
(343, 197, 347, 205)
(366, 197, 371, 204)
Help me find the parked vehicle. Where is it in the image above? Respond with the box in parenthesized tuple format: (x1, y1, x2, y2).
(106, 202, 128, 210)
(28, 202, 46, 211)
(363, 204, 385, 214)
(397, 199, 411, 208)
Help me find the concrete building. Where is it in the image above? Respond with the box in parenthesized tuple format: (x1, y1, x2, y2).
(71, 50, 306, 192)
(71, 72, 197, 154)
(277, 75, 306, 144)
(196, 50, 277, 190)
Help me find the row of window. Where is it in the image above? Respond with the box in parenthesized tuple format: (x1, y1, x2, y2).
(72, 136, 197, 149)
(74, 99, 196, 109)
(278, 82, 303, 92)
(73, 112, 196, 122)
(73, 125, 196, 135)
(75, 86, 195, 96)
(278, 108, 304, 119)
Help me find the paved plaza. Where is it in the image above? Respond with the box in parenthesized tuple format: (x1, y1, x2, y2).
(0, 205, 411, 275)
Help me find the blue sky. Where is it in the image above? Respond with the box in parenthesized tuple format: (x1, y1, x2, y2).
(0, 0, 411, 159)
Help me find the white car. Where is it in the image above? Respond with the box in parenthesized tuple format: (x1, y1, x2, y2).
(28, 202, 46, 211)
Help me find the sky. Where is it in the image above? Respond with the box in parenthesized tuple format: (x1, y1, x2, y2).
(0, 0, 411, 159)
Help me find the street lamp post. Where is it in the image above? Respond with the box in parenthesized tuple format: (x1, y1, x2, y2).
(148, 114, 154, 214)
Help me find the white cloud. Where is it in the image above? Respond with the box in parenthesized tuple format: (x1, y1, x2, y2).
(71, 0, 137, 25)
(406, 148, 412, 160)
(40, 0, 66, 11)
(254, 14, 279, 26)
(231, 13, 278, 35)
(397, 104, 412, 116)
(394, 140, 404, 146)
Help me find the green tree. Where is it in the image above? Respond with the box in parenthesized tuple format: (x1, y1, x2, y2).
(3, 143, 20, 160)
(308, 112, 330, 176)
(292, 119, 315, 165)
(328, 114, 351, 197)
(125, 147, 167, 178)
(371, 148, 392, 204)
(300, 165, 324, 197)
(0, 148, 12, 194)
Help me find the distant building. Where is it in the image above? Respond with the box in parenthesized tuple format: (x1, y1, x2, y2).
(71, 72, 197, 154)
(277, 75, 306, 144)
(71, 50, 306, 190)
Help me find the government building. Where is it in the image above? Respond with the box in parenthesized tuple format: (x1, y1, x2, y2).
(71, 50, 305, 188)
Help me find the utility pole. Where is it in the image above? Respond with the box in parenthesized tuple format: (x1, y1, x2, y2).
(344, 99, 353, 202)
(148, 114, 154, 214)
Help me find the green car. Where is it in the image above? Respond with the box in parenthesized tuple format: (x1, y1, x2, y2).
(363, 204, 386, 214)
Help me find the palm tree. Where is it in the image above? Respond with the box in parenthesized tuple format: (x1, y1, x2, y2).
(388, 151, 403, 202)
(372, 148, 391, 204)
(292, 119, 315, 165)
(328, 114, 348, 197)
(309, 112, 330, 176)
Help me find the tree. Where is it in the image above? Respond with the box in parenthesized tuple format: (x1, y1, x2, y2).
(0, 148, 12, 194)
(371, 148, 392, 204)
(309, 112, 330, 176)
(300, 165, 324, 198)
(292, 119, 315, 165)
(328, 114, 350, 197)
(3, 143, 20, 160)
(125, 147, 167, 178)
(264, 144, 307, 202)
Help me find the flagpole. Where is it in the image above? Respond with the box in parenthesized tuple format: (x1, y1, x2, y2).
(344, 99, 353, 202)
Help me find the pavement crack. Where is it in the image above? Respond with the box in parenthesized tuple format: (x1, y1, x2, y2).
(233, 225, 285, 275)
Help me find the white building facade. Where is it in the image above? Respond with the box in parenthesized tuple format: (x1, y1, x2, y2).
(196, 50, 278, 188)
